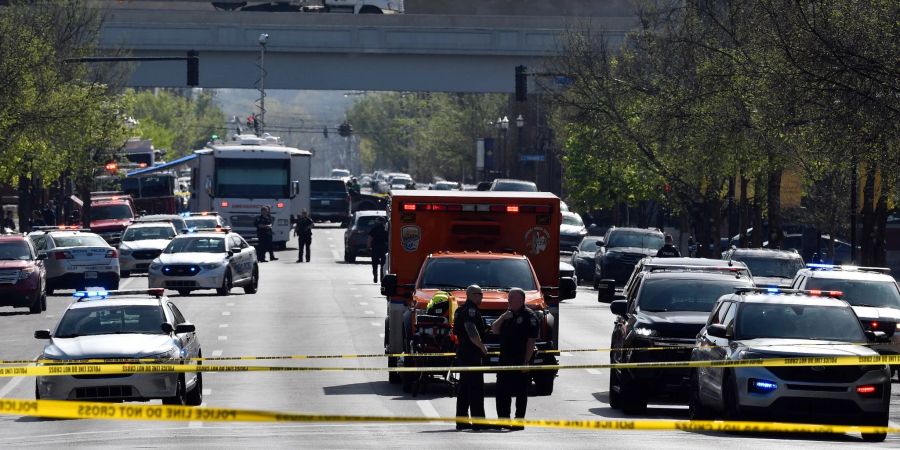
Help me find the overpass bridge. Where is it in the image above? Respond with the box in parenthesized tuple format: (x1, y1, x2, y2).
(98, 7, 636, 92)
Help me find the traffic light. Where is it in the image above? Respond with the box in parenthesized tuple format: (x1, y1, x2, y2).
(338, 122, 352, 137)
(515, 65, 527, 102)
(104, 160, 118, 175)
(186, 50, 199, 87)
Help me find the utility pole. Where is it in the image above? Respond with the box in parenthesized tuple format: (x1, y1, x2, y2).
(256, 33, 269, 135)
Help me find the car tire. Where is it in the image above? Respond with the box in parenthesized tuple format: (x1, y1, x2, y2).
(186, 372, 203, 406)
(532, 370, 555, 396)
(46, 288, 54, 296)
(162, 375, 187, 405)
(120, 271, 130, 278)
(608, 368, 621, 409)
(108, 279, 119, 290)
(359, 5, 383, 13)
(722, 372, 742, 421)
(216, 271, 232, 296)
(388, 356, 401, 384)
(41, 293, 47, 312)
(178, 289, 191, 297)
(29, 295, 42, 314)
(244, 266, 259, 294)
(35, 382, 41, 400)
(347, 253, 356, 263)
(688, 370, 712, 420)
(592, 278, 600, 290)
(861, 411, 888, 442)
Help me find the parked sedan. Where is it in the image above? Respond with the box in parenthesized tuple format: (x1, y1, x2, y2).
(690, 288, 891, 442)
(560, 212, 587, 251)
(343, 210, 387, 263)
(570, 236, 603, 283)
(0, 234, 46, 313)
(118, 222, 177, 277)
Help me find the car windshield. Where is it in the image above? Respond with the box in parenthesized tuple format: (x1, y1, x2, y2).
(92, 204, 133, 221)
(355, 216, 383, 230)
(0, 241, 32, 260)
(311, 180, 348, 193)
(54, 305, 165, 338)
(804, 278, 900, 309)
(492, 181, 536, 192)
(331, 169, 350, 177)
(53, 235, 108, 247)
(638, 277, 752, 312)
(735, 256, 803, 279)
(562, 213, 584, 227)
(607, 232, 664, 249)
(164, 237, 226, 254)
(184, 218, 218, 229)
(122, 226, 175, 242)
(736, 303, 866, 342)
(420, 258, 537, 291)
(578, 238, 601, 252)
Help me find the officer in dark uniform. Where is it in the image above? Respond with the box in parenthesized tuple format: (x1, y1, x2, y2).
(490, 287, 539, 430)
(367, 216, 388, 283)
(254, 206, 277, 262)
(294, 209, 314, 263)
(656, 234, 681, 258)
(453, 284, 488, 431)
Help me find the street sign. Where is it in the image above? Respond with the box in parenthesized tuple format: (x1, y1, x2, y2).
(519, 154, 545, 162)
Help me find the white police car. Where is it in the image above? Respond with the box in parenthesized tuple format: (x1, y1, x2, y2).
(118, 222, 177, 277)
(34, 288, 203, 405)
(27, 227, 120, 294)
(148, 229, 258, 296)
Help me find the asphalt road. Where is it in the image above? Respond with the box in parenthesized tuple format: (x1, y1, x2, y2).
(0, 226, 898, 448)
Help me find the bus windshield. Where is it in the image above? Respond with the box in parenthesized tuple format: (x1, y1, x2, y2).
(216, 158, 289, 198)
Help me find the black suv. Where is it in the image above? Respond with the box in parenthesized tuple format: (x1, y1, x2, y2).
(593, 227, 664, 289)
(608, 267, 753, 413)
(722, 247, 804, 288)
(310, 178, 351, 227)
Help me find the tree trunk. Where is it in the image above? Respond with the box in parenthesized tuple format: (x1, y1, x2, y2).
(738, 175, 749, 247)
(860, 165, 876, 266)
(873, 175, 888, 266)
(17, 175, 32, 233)
(78, 175, 92, 229)
(751, 177, 764, 248)
(766, 168, 783, 249)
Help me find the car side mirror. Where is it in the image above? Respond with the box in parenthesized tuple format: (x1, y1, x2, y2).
(559, 277, 577, 300)
(36, 253, 47, 260)
(610, 300, 627, 316)
(227, 250, 234, 258)
(865, 330, 891, 343)
(161, 322, 174, 334)
(707, 324, 728, 339)
(597, 239, 605, 246)
(34, 329, 51, 340)
(570, 246, 579, 253)
(597, 278, 616, 303)
(381, 274, 397, 296)
(175, 323, 196, 334)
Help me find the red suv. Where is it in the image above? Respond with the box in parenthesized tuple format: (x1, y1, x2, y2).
(0, 235, 47, 313)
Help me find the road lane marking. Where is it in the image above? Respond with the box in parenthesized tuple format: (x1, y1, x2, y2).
(221, 311, 231, 316)
(349, 287, 358, 291)
(416, 400, 442, 424)
(353, 294, 362, 298)
(0, 374, 24, 398)
(331, 249, 341, 260)
(226, 302, 235, 307)
(371, 322, 381, 327)
(120, 277, 137, 289)
(378, 333, 385, 339)
(44, 315, 55, 319)
(218, 336, 228, 341)
(359, 302, 369, 306)
(219, 324, 229, 328)
(211, 350, 223, 357)
(561, 352, 574, 357)
(364, 311, 375, 315)
(586, 369, 603, 375)
(188, 401, 207, 428)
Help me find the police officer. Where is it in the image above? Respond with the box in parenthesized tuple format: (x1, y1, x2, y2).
(490, 287, 538, 430)
(656, 234, 681, 258)
(453, 284, 488, 431)
(294, 209, 314, 263)
(2, 210, 15, 232)
(367, 216, 388, 283)
(254, 206, 277, 262)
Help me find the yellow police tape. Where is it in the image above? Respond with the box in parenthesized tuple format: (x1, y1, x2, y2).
(2, 354, 899, 378)
(0, 398, 896, 435)
(6, 341, 892, 365)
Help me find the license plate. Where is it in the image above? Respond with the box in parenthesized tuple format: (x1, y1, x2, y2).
(84, 272, 98, 279)
(321, 200, 331, 205)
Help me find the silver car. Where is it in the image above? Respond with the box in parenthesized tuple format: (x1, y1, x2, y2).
(118, 222, 177, 277)
(690, 288, 891, 442)
(148, 230, 258, 296)
(27, 228, 120, 294)
(34, 288, 203, 405)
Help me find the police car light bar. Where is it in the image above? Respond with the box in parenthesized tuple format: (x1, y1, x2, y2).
(73, 288, 166, 301)
(735, 287, 843, 298)
(401, 202, 551, 214)
(806, 263, 892, 274)
(646, 264, 748, 273)
(31, 226, 89, 232)
(190, 227, 231, 233)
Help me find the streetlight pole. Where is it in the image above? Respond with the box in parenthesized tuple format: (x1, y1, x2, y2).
(497, 116, 509, 178)
(257, 33, 269, 135)
(516, 114, 525, 181)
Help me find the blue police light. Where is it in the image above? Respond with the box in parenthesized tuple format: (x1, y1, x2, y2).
(180, 212, 190, 218)
(73, 289, 109, 299)
(807, 263, 837, 270)
(749, 378, 778, 394)
(766, 287, 780, 294)
(189, 266, 197, 273)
